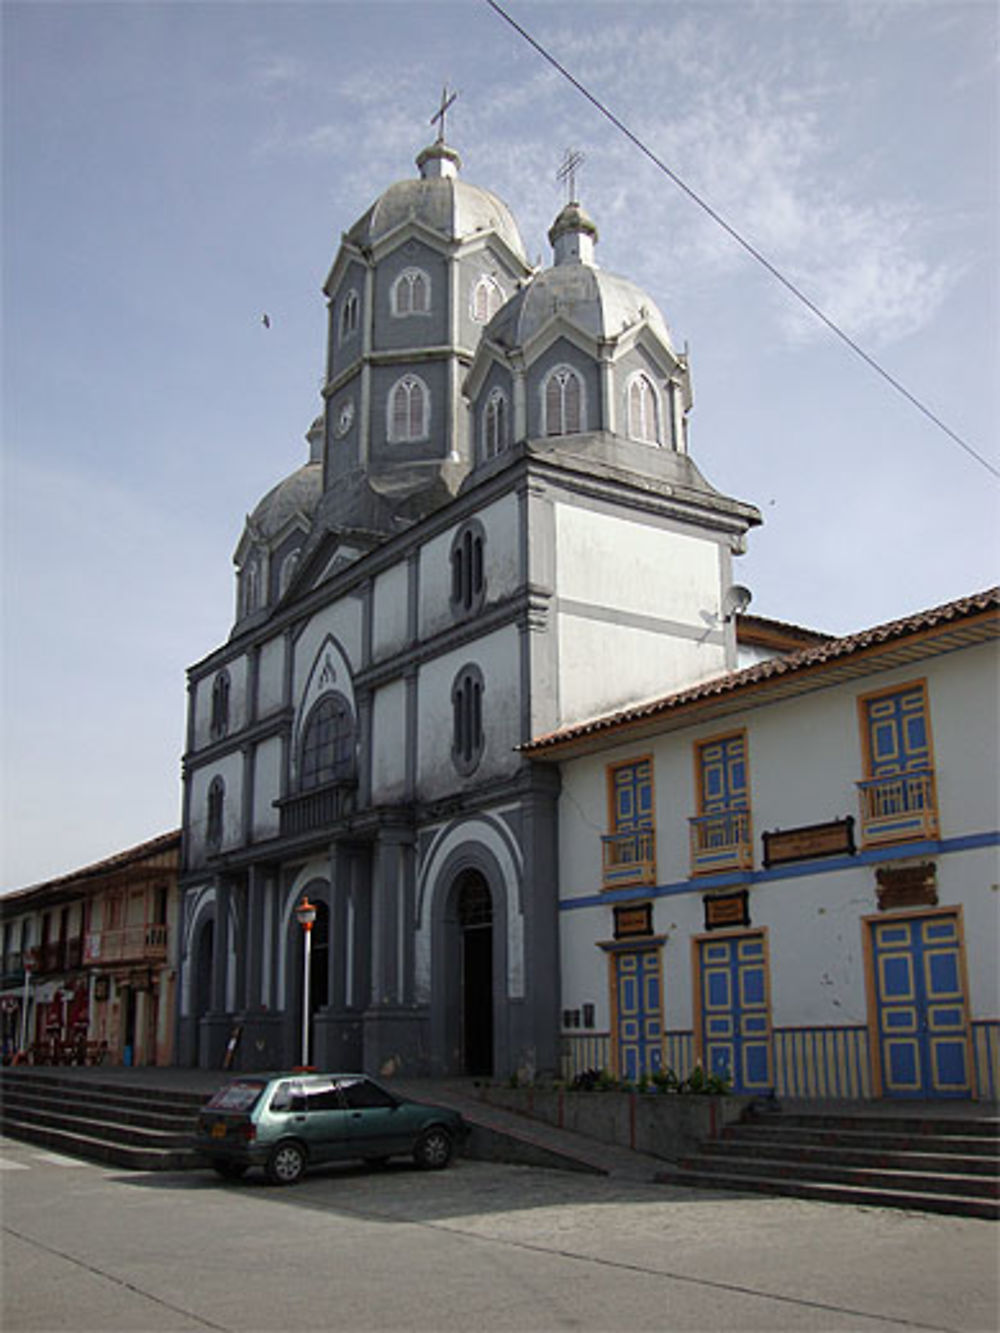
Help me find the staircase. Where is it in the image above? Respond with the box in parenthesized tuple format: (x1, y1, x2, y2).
(0, 1069, 207, 1171)
(660, 1105, 1000, 1220)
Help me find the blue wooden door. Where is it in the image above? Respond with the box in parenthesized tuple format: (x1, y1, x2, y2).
(699, 934, 772, 1092)
(615, 949, 663, 1080)
(870, 914, 971, 1098)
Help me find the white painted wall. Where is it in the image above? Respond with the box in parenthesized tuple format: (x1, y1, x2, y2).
(418, 492, 522, 641)
(553, 503, 729, 722)
(188, 752, 244, 863)
(191, 653, 249, 751)
(253, 736, 283, 839)
(416, 625, 522, 800)
(370, 678, 407, 803)
(257, 635, 286, 717)
(372, 562, 409, 661)
(292, 601, 362, 708)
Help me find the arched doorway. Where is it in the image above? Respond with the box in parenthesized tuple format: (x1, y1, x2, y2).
(457, 872, 493, 1076)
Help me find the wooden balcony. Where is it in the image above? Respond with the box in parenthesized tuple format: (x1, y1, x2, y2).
(857, 771, 938, 846)
(83, 924, 167, 966)
(601, 828, 656, 889)
(689, 809, 753, 875)
(276, 779, 356, 839)
(25, 939, 84, 975)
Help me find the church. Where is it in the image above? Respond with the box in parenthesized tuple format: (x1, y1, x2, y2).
(176, 117, 764, 1079)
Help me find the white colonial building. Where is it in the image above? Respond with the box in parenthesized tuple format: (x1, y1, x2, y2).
(177, 132, 761, 1078)
(525, 591, 999, 1101)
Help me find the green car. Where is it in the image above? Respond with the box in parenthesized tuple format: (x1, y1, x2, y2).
(195, 1073, 466, 1185)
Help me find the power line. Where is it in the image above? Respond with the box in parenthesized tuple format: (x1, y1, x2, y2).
(484, 0, 999, 482)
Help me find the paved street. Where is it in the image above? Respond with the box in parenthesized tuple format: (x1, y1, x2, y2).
(1, 1134, 997, 1332)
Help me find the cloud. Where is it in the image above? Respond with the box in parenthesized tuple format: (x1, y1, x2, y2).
(506, 10, 964, 348)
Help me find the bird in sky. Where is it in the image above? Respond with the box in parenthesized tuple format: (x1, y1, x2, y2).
(261, 313, 271, 329)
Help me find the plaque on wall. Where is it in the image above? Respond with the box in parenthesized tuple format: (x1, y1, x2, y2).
(703, 890, 750, 930)
(613, 902, 653, 939)
(876, 863, 938, 911)
(762, 816, 855, 868)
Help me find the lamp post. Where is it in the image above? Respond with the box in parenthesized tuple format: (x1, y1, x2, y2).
(295, 896, 317, 1069)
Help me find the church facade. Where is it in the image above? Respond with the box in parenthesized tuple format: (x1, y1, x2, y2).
(176, 132, 761, 1078)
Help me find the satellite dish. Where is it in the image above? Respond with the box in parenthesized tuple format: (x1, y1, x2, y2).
(723, 584, 753, 621)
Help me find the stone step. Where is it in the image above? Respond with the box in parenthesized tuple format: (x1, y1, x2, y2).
(703, 1136, 999, 1177)
(658, 1166, 1000, 1222)
(727, 1122, 1000, 1157)
(0, 1113, 201, 1172)
(753, 1111, 1000, 1138)
(1, 1103, 197, 1153)
(1, 1086, 199, 1133)
(683, 1150, 999, 1200)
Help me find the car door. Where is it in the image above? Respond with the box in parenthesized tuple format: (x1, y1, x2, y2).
(290, 1079, 353, 1163)
(337, 1077, 411, 1158)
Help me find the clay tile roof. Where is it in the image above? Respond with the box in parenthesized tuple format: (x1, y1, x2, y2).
(2, 830, 181, 903)
(521, 588, 1000, 757)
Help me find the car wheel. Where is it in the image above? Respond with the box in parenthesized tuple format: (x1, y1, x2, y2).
(211, 1161, 248, 1181)
(266, 1141, 307, 1186)
(413, 1126, 453, 1170)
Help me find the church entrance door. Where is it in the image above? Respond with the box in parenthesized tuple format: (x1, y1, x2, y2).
(458, 874, 493, 1076)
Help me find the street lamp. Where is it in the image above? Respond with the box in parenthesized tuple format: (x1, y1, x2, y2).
(295, 896, 317, 1069)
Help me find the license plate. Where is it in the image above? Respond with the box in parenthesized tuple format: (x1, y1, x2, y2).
(211, 1123, 226, 1139)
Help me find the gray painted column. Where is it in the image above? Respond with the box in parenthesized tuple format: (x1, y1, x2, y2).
(327, 843, 350, 1010)
(244, 864, 268, 1009)
(512, 357, 527, 441)
(370, 826, 412, 1006)
(210, 876, 230, 1014)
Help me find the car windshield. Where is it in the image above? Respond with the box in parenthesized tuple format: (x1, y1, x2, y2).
(206, 1080, 266, 1111)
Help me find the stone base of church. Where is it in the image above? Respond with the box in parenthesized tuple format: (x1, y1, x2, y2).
(361, 1005, 431, 1080)
(311, 1007, 364, 1071)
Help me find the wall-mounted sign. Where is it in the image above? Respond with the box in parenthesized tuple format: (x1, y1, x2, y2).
(703, 890, 750, 930)
(613, 903, 653, 939)
(762, 816, 855, 868)
(876, 863, 938, 911)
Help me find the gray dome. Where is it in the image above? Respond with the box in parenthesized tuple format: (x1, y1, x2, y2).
(248, 462, 322, 542)
(346, 148, 526, 262)
(487, 263, 675, 354)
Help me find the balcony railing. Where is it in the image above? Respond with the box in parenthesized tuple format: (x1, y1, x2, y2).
(83, 924, 167, 966)
(25, 939, 84, 975)
(857, 770, 938, 845)
(277, 779, 356, 839)
(689, 809, 753, 874)
(601, 827, 656, 888)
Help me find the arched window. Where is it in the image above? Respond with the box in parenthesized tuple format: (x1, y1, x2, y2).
(452, 664, 485, 775)
(300, 692, 355, 790)
(278, 550, 300, 598)
(241, 557, 261, 617)
(210, 671, 230, 740)
(543, 365, 584, 437)
(391, 268, 430, 316)
(627, 372, 660, 444)
(483, 387, 508, 460)
(206, 777, 225, 849)
(388, 374, 430, 442)
(450, 520, 486, 616)
(471, 275, 504, 324)
(340, 289, 359, 341)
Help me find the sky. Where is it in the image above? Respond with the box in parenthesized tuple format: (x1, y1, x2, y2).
(2, 0, 997, 891)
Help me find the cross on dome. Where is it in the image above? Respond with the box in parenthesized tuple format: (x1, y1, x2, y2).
(430, 85, 457, 145)
(557, 148, 585, 204)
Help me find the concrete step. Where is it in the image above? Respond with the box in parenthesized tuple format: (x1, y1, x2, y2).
(728, 1122, 1000, 1157)
(683, 1150, 999, 1200)
(1, 1103, 197, 1153)
(0, 1114, 200, 1171)
(658, 1166, 1000, 1222)
(756, 1111, 1000, 1138)
(703, 1136, 999, 1177)
(1, 1086, 200, 1134)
